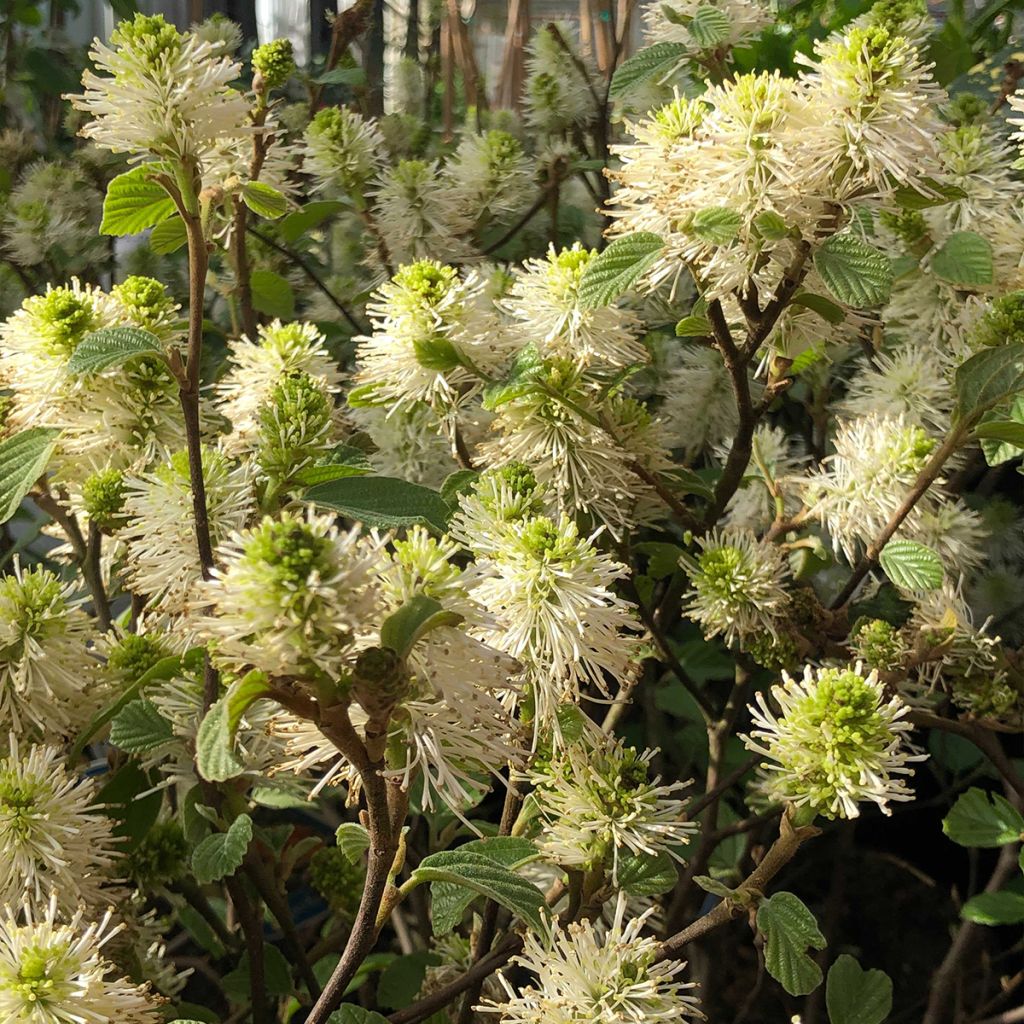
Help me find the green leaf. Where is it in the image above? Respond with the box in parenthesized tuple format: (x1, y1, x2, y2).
(691, 207, 742, 245)
(336, 822, 371, 864)
(878, 539, 944, 592)
(70, 654, 182, 761)
(376, 950, 442, 1010)
(826, 954, 892, 1024)
(675, 314, 713, 337)
(893, 178, 967, 211)
(222, 943, 293, 1000)
(961, 889, 1024, 925)
(754, 210, 790, 240)
(757, 891, 826, 996)
(974, 419, 1024, 449)
(196, 670, 271, 783)
(955, 344, 1024, 419)
(634, 541, 685, 580)
(292, 446, 372, 487)
(250, 269, 295, 319)
(65, 327, 162, 375)
(943, 787, 1024, 847)
(792, 292, 847, 325)
(109, 699, 173, 753)
(241, 181, 288, 220)
(610, 42, 688, 97)
(380, 594, 464, 659)
(149, 215, 187, 254)
(440, 470, 478, 507)
(0, 427, 60, 524)
(94, 761, 162, 851)
(280, 200, 347, 244)
(328, 1007, 389, 1024)
(413, 334, 461, 371)
(482, 343, 545, 410)
(617, 850, 679, 896)
(977, 398, 1024, 464)
(689, 4, 731, 46)
(577, 232, 664, 309)
(191, 814, 253, 885)
(315, 66, 368, 87)
(101, 165, 176, 236)
(304, 476, 451, 532)
(814, 234, 893, 308)
(422, 839, 541, 936)
(930, 231, 993, 287)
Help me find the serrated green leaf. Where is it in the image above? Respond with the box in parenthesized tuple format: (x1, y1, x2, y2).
(0, 427, 60, 524)
(101, 165, 176, 236)
(617, 850, 679, 896)
(149, 215, 187, 253)
(304, 476, 451, 532)
(241, 181, 288, 220)
(689, 4, 731, 46)
(336, 822, 371, 863)
(191, 814, 253, 884)
(65, 327, 162, 375)
(292, 445, 372, 487)
(109, 699, 173, 753)
(692, 207, 742, 245)
(315, 66, 367, 87)
(675, 314, 713, 337)
(893, 178, 968, 211)
(196, 670, 271, 783)
(825, 954, 893, 1024)
(814, 234, 893, 308)
(955, 344, 1024, 419)
(942, 787, 1024, 847)
(930, 231, 993, 287)
(482, 343, 545, 410)
(634, 541, 685, 580)
(610, 42, 688, 97)
(222, 942, 293, 1000)
(878, 539, 944, 592)
(380, 594, 464, 659)
(280, 200, 347, 244)
(961, 889, 1024, 925)
(792, 292, 846, 325)
(413, 334, 461, 371)
(577, 233, 663, 309)
(422, 840, 541, 936)
(757, 891, 825, 996)
(975, 407, 1024, 465)
(754, 210, 790, 240)
(250, 269, 295, 319)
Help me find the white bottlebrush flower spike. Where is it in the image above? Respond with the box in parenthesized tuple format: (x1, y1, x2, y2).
(527, 736, 697, 881)
(68, 12, 249, 164)
(480, 892, 702, 1023)
(0, 897, 162, 1024)
(0, 738, 119, 913)
(744, 663, 924, 819)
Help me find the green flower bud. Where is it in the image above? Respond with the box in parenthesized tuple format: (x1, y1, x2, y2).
(309, 846, 364, 916)
(849, 617, 907, 671)
(126, 819, 188, 884)
(972, 291, 1024, 348)
(106, 632, 171, 681)
(252, 39, 295, 92)
(82, 468, 128, 531)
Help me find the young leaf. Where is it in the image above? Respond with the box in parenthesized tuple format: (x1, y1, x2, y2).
(108, 699, 173, 753)
(280, 200, 347, 244)
(675, 314, 713, 337)
(100, 165, 176, 236)
(754, 210, 790, 240)
(336, 822, 371, 864)
(961, 889, 1024, 926)
(814, 235, 893, 308)
(0, 427, 60, 524)
(691, 207, 742, 245)
(878, 539, 944, 592)
(196, 671, 271, 783)
(420, 840, 541, 936)
(942, 787, 1024, 847)
(241, 181, 288, 220)
(792, 292, 847, 325)
(380, 594, 464, 659)
(577, 233, 664, 309)
(482, 343, 545, 410)
(65, 327, 162, 375)
(689, 4, 730, 46)
(304, 476, 451, 532)
(892, 178, 967, 211)
(250, 269, 295, 319)
(610, 42, 688, 97)
(825, 954, 893, 1024)
(191, 814, 253, 884)
(930, 231, 993, 287)
(974, 418, 1024, 456)
(328, 1008, 390, 1024)
(616, 850, 679, 896)
(756, 891, 826, 996)
(440, 469, 478, 507)
(955, 344, 1024, 419)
